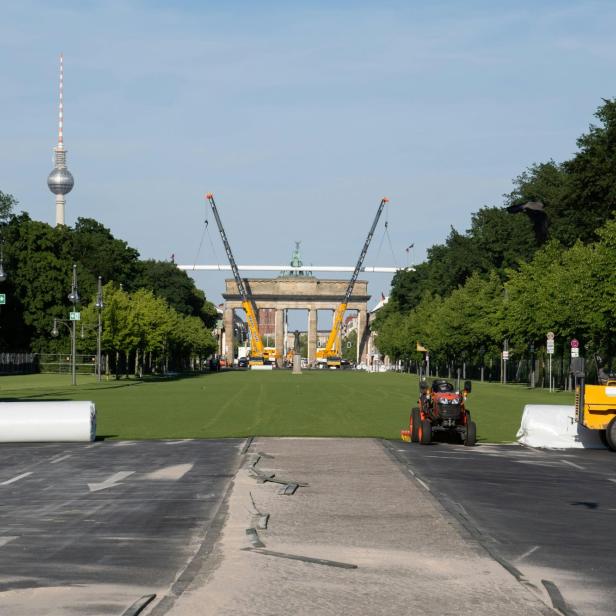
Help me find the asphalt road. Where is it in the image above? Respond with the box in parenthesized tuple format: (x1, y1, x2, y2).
(385, 440, 616, 616)
(0, 439, 244, 615)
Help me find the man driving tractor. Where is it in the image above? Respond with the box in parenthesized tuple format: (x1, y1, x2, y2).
(402, 378, 476, 446)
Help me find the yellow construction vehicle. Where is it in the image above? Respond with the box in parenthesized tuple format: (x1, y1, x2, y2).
(575, 377, 616, 450)
(316, 197, 389, 368)
(206, 193, 267, 368)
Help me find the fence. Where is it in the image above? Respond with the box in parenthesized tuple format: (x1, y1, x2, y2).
(402, 353, 597, 390)
(39, 353, 98, 374)
(0, 352, 39, 375)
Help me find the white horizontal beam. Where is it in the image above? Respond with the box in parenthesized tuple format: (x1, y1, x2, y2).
(177, 265, 411, 273)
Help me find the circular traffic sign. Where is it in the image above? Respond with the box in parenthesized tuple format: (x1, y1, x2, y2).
(547, 331, 555, 341)
(571, 339, 579, 349)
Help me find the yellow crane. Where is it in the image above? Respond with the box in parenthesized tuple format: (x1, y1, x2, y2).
(316, 197, 389, 368)
(206, 193, 267, 367)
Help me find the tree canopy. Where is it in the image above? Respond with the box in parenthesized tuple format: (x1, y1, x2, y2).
(0, 211, 218, 371)
(375, 99, 616, 371)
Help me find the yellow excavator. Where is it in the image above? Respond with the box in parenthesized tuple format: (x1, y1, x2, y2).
(573, 358, 616, 450)
(316, 197, 389, 368)
(206, 193, 271, 367)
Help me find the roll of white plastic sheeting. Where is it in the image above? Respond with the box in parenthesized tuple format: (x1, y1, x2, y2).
(0, 401, 96, 442)
(516, 404, 605, 449)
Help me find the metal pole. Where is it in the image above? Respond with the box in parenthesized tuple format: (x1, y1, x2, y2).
(549, 355, 552, 393)
(96, 276, 103, 382)
(97, 310, 102, 382)
(71, 318, 76, 386)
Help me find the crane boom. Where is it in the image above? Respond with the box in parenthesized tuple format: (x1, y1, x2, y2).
(205, 193, 264, 363)
(320, 197, 389, 364)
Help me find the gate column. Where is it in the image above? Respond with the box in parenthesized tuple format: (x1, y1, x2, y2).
(275, 308, 285, 367)
(308, 308, 318, 365)
(357, 307, 369, 365)
(224, 307, 234, 364)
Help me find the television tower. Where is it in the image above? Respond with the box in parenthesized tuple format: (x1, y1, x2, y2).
(47, 54, 74, 226)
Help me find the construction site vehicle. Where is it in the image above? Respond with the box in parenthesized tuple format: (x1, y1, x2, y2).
(206, 193, 267, 368)
(316, 197, 389, 368)
(401, 379, 476, 446)
(575, 377, 616, 451)
(263, 347, 278, 365)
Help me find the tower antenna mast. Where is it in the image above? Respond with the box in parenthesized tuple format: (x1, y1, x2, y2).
(47, 53, 74, 226)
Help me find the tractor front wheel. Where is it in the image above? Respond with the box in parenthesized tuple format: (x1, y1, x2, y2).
(410, 408, 421, 442)
(464, 421, 477, 447)
(606, 418, 616, 452)
(419, 419, 432, 445)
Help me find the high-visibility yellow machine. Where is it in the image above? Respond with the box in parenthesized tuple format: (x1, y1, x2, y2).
(316, 197, 389, 368)
(206, 193, 270, 367)
(576, 379, 616, 450)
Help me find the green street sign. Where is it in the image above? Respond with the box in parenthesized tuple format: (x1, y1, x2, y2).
(69, 311, 81, 321)
(0, 294, 5, 305)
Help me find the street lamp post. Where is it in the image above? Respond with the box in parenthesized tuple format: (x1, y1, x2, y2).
(479, 346, 486, 382)
(0, 239, 6, 284)
(95, 276, 103, 381)
(67, 264, 79, 386)
(52, 264, 80, 386)
(529, 342, 536, 388)
(78, 276, 104, 381)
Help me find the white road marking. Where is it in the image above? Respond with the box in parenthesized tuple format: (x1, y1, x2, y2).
(1, 472, 32, 486)
(164, 440, 194, 445)
(515, 545, 540, 562)
(144, 463, 193, 480)
(113, 441, 136, 447)
(88, 471, 134, 492)
(0, 536, 18, 547)
(608, 478, 616, 484)
(50, 454, 72, 464)
(416, 478, 430, 491)
(407, 468, 415, 476)
(516, 460, 563, 468)
(561, 459, 584, 470)
(425, 455, 466, 460)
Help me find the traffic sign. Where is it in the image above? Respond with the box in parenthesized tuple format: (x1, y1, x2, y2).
(0, 293, 5, 305)
(571, 347, 579, 358)
(571, 339, 579, 349)
(69, 311, 81, 321)
(547, 341, 555, 354)
(502, 351, 510, 360)
(547, 331, 555, 341)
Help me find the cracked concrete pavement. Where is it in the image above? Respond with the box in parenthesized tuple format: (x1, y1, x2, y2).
(155, 438, 555, 616)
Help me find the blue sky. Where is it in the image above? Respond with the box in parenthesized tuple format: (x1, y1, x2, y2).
(1, 1, 614, 317)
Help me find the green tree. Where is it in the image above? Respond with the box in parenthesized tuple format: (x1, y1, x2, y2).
(342, 329, 357, 363)
(136, 259, 218, 328)
(71, 218, 141, 293)
(557, 99, 616, 244)
(0, 191, 17, 223)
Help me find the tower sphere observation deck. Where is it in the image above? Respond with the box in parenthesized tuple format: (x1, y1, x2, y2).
(47, 165, 74, 195)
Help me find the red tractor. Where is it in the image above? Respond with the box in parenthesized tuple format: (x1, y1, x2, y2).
(401, 379, 476, 446)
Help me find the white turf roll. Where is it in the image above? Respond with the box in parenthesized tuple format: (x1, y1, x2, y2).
(516, 404, 605, 449)
(0, 401, 96, 442)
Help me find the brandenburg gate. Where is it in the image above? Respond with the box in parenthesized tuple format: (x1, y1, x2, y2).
(222, 277, 370, 366)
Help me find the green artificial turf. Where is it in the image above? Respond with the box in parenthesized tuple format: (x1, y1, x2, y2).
(0, 371, 574, 442)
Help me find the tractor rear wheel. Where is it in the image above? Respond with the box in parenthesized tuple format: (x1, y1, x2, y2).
(465, 421, 477, 447)
(410, 408, 421, 442)
(419, 419, 432, 445)
(606, 418, 616, 452)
